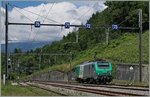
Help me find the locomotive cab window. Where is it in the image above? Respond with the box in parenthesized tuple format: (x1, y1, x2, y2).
(97, 62, 109, 68)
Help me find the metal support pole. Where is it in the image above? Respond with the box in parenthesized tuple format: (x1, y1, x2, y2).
(5, 3, 8, 82)
(54, 55, 57, 63)
(76, 31, 79, 43)
(39, 55, 41, 69)
(139, 9, 142, 82)
(106, 28, 109, 45)
(68, 52, 72, 81)
(69, 52, 72, 71)
(17, 60, 20, 77)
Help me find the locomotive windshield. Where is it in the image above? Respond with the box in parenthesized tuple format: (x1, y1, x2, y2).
(97, 62, 109, 68)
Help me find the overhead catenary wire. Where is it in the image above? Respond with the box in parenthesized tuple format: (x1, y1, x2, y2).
(57, 2, 97, 44)
(67, 2, 97, 44)
(30, 1, 47, 42)
(44, 2, 55, 21)
(6, 2, 101, 43)
(8, 3, 60, 23)
(71, 2, 97, 24)
(117, 9, 138, 26)
(32, 1, 55, 42)
(7, 2, 58, 42)
(1, 2, 14, 44)
(36, 3, 46, 20)
(29, 1, 47, 41)
(8, 3, 36, 43)
(13, 8, 33, 22)
(8, 4, 33, 22)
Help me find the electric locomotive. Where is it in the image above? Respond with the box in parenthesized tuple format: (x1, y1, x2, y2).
(75, 60, 112, 84)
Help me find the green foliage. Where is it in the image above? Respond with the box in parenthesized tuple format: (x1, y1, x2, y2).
(9, 72, 18, 80)
(14, 48, 22, 53)
(104, 1, 149, 30)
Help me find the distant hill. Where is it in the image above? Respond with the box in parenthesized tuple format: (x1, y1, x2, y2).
(1, 41, 52, 53)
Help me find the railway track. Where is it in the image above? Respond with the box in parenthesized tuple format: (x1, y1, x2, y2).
(30, 80, 149, 91)
(75, 83, 149, 91)
(31, 80, 148, 96)
(19, 82, 68, 96)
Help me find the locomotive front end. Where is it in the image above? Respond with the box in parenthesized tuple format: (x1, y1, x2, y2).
(95, 61, 113, 83)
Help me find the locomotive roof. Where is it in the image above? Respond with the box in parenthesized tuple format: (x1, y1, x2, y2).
(78, 61, 109, 66)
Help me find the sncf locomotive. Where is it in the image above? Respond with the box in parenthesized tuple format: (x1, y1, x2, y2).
(75, 61, 112, 84)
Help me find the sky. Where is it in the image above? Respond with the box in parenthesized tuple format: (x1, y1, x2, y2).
(1, 0, 107, 44)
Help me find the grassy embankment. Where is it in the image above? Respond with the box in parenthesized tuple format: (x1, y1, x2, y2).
(32, 31, 148, 71)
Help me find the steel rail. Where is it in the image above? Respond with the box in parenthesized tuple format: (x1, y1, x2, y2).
(33, 81, 146, 96)
(31, 80, 149, 91)
(22, 82, 68, 96)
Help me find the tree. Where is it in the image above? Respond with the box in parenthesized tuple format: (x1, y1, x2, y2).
(14, 48, 22, 53)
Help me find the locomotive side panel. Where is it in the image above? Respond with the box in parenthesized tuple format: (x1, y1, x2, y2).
(82, 63, 96, 78)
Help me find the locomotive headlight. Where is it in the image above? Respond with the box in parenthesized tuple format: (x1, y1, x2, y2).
(107, 71, 111, 75)
(109, 72, 111, 75)
(96, 73, 99, 75)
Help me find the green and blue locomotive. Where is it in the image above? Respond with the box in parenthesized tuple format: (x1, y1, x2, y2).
(75, 61, 112, 84)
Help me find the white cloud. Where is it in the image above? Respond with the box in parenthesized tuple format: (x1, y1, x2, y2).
(1, 1, 107, 44)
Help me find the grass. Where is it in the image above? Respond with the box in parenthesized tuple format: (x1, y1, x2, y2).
(1, 81, 59, 96)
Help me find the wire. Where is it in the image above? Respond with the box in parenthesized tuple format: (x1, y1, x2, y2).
(8, 3, 33, 22)
(36, 3, 45, 20)
(44, 2, 55, 21)
(118, 9, 138, 26)
(14, 8, 34, 22)
(64, 3, 96, 42)
(56, 3, 96, 39)
(117, 17, 129, 26)
(8, 3, 60, 23)
(29, 2, 47, 42)
(8, 3, 36, 43)
(32, 1, 55, 42)
(8, 2, 59, 42)
(71, 2, 96, 24)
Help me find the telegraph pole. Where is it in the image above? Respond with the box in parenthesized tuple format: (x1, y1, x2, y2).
(5, 2, 8, 83)
(139, 9, 142, 82)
